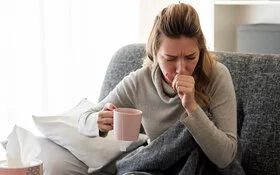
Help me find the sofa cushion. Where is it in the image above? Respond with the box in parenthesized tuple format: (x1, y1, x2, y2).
(33, 98, 148, 173)
(218, 52, 280, 175)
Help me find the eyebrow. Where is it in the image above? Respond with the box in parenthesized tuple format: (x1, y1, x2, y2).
(165, 52, 197, 57)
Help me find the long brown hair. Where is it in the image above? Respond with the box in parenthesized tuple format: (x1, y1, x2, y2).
(144, 3, 216, 107)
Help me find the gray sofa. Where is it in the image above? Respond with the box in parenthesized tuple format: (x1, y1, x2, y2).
(2, 44, 280, 175)
(98, 44, 280, 175)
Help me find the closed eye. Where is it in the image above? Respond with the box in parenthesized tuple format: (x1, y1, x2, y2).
(185, 56, 196, 60)
(165, 56, 176, 61)
(184, 53, 197, 60)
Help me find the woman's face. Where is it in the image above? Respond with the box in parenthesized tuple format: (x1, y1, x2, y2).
(156, 35, 200, 84)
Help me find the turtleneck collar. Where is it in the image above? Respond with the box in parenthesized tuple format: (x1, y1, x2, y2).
(151, 65, 181, 104)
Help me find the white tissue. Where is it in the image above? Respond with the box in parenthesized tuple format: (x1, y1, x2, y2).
(5, 125, 41, 167)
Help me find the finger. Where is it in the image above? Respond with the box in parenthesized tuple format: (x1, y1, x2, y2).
(176, 75, 194, 83)
(98, 117, 113, 125)
(176, 80, 194, 89)
(103, 103, 117, 111)
(172, 74, 179, 92)
(98, 111, 114, 119)
(173, 74, 190, 93)
(98, 114, 114, 132)
(177, 87, 192, 101)
(177, 86, 193, 95)
(99, 124, 113, 132)
(175, 76, 194, 91)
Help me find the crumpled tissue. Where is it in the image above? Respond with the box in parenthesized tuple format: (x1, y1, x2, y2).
(4, 125, 41, 167)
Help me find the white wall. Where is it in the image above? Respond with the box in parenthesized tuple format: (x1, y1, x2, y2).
(215, 4, 280, 52)
(238, 5, 280, 24)
(138, 0, 172, 43)
(215, 5, 238, 52)
(138, 0, 215, 50)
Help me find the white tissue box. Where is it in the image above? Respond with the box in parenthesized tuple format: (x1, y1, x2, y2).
(0, 159, 43, 175)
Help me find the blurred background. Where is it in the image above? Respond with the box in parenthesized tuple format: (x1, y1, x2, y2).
(0, 0, 279, 140)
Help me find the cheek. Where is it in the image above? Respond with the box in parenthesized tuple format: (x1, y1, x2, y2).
(165, 72, 174, 83)
(190, 60, 199, 74)
(159, 62, 175, 83)
(188, 65, 196, 74)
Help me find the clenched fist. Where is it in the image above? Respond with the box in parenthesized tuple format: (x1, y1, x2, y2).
(167, 73, 198, 113)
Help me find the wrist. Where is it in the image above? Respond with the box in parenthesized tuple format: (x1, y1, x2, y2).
(185, 102, 198, 114)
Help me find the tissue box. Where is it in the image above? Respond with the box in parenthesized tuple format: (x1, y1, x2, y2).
(0, 159, 43, 175)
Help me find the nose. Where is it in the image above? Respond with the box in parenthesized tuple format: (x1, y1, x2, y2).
(176, 58, 188, 74)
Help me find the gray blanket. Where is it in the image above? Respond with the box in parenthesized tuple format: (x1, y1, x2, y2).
(116, 121, 245, 175)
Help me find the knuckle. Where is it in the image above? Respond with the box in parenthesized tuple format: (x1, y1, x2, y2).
(103, 103, 110, 109)
(98, 112, 103, 118)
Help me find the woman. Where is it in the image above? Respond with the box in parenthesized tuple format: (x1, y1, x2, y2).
(78, 2, 237, 169)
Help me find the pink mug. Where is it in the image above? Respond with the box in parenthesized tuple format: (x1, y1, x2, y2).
(113, 108, 142, 141)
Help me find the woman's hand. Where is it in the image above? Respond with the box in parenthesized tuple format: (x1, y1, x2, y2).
(97, 103, 116, 132)
(172, 74, 198, 113)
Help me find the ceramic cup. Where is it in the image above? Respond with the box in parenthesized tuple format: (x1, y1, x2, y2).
(0, 159, 43, 175)
(113, 108, 142, 141)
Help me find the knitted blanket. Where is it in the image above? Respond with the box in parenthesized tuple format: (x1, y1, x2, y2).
(116, 121, 245, 175)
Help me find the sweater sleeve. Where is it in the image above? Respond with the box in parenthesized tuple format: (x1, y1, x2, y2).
(78, 69, 140, 137)
(180, 62, 237, 168)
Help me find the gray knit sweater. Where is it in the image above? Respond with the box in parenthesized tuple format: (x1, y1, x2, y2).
(78, 61, 237, 168)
